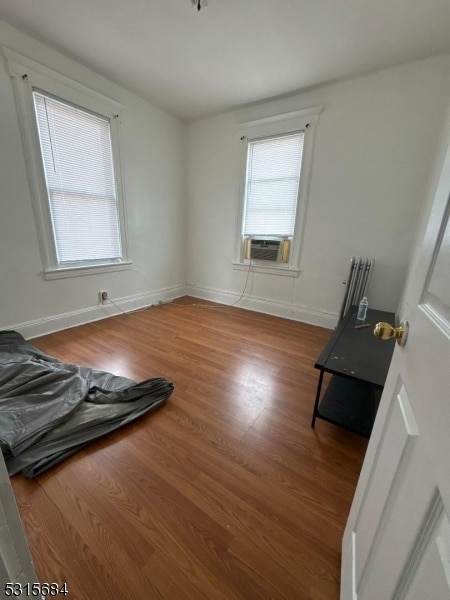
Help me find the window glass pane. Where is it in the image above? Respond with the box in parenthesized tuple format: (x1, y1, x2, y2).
(423, 201, 450, 329)
(243, 132, 304, 236)
(33, 91, 122, 264)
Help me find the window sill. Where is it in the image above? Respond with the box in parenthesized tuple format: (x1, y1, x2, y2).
(44, 261, 133, 280)
(232, 262, 300, 277)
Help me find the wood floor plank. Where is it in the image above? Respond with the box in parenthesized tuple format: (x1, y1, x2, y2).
(10, 298, 367, 599)
(113, 426, 326, 596)
(142, 551, 237, 600)
(153, 406, 346, 556)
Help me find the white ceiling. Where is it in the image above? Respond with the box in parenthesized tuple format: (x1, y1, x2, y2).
(1, 0, 450, 122)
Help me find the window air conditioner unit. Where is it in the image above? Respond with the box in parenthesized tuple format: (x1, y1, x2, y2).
(244, 237, 290, 263)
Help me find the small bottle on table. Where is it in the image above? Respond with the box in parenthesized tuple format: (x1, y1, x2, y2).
(356, 297, 369, 328)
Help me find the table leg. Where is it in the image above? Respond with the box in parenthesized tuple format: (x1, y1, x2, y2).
(311, 370, 324, 428)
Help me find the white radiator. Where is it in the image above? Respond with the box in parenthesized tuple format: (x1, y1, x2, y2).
(339, 257, 375, 322)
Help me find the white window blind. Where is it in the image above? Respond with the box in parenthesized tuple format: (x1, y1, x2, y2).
(243, 131, 304, 236)
(33, 90, 122, 265)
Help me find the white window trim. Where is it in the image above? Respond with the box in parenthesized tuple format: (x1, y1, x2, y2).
(4, 48, 132, 280)
(233, 106, 322, 277)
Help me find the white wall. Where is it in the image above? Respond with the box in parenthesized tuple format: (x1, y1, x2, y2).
(186, 56, 450, 328)
(1, 18, 449, 336)
(0, 20, 186, 338)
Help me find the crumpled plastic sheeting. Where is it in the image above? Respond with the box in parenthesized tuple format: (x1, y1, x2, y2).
(0, 331, 173, 478)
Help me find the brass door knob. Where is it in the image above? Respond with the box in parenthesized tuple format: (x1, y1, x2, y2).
(374, 321, 409, 346)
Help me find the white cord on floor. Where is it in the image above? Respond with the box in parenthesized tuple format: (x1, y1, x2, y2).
(103, 261, 254, 315)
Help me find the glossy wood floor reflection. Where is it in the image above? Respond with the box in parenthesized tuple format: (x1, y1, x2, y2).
(11, 298, 368, 600)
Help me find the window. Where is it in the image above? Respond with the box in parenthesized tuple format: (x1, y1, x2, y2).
(33, 91, 122, 266)
(5, 49, 131, 279)
(234, 107, 321, 275)
(243, 132, 304, 237)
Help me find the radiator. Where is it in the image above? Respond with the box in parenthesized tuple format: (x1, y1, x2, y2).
(339, 257, 375, 322)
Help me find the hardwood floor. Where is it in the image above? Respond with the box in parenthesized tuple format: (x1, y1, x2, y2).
(11, 297, 368, 600)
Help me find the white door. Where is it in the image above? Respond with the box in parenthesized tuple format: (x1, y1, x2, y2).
(0, 453, 37, 588)
(341, 141, 450, 599)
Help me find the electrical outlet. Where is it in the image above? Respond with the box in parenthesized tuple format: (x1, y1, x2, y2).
(99, 290, 108, 303)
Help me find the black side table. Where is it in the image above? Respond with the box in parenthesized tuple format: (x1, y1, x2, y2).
(311, 307, 395, 438)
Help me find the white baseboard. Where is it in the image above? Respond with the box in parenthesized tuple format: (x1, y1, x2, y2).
(186, 284, 338, 329)
(4, 282, 336, 339)
(6, 285, 187, 340)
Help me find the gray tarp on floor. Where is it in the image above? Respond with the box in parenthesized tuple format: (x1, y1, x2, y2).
(0, 330, 173, 478)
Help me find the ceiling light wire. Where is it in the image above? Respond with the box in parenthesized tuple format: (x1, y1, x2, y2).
(193, 0, 208, 11)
